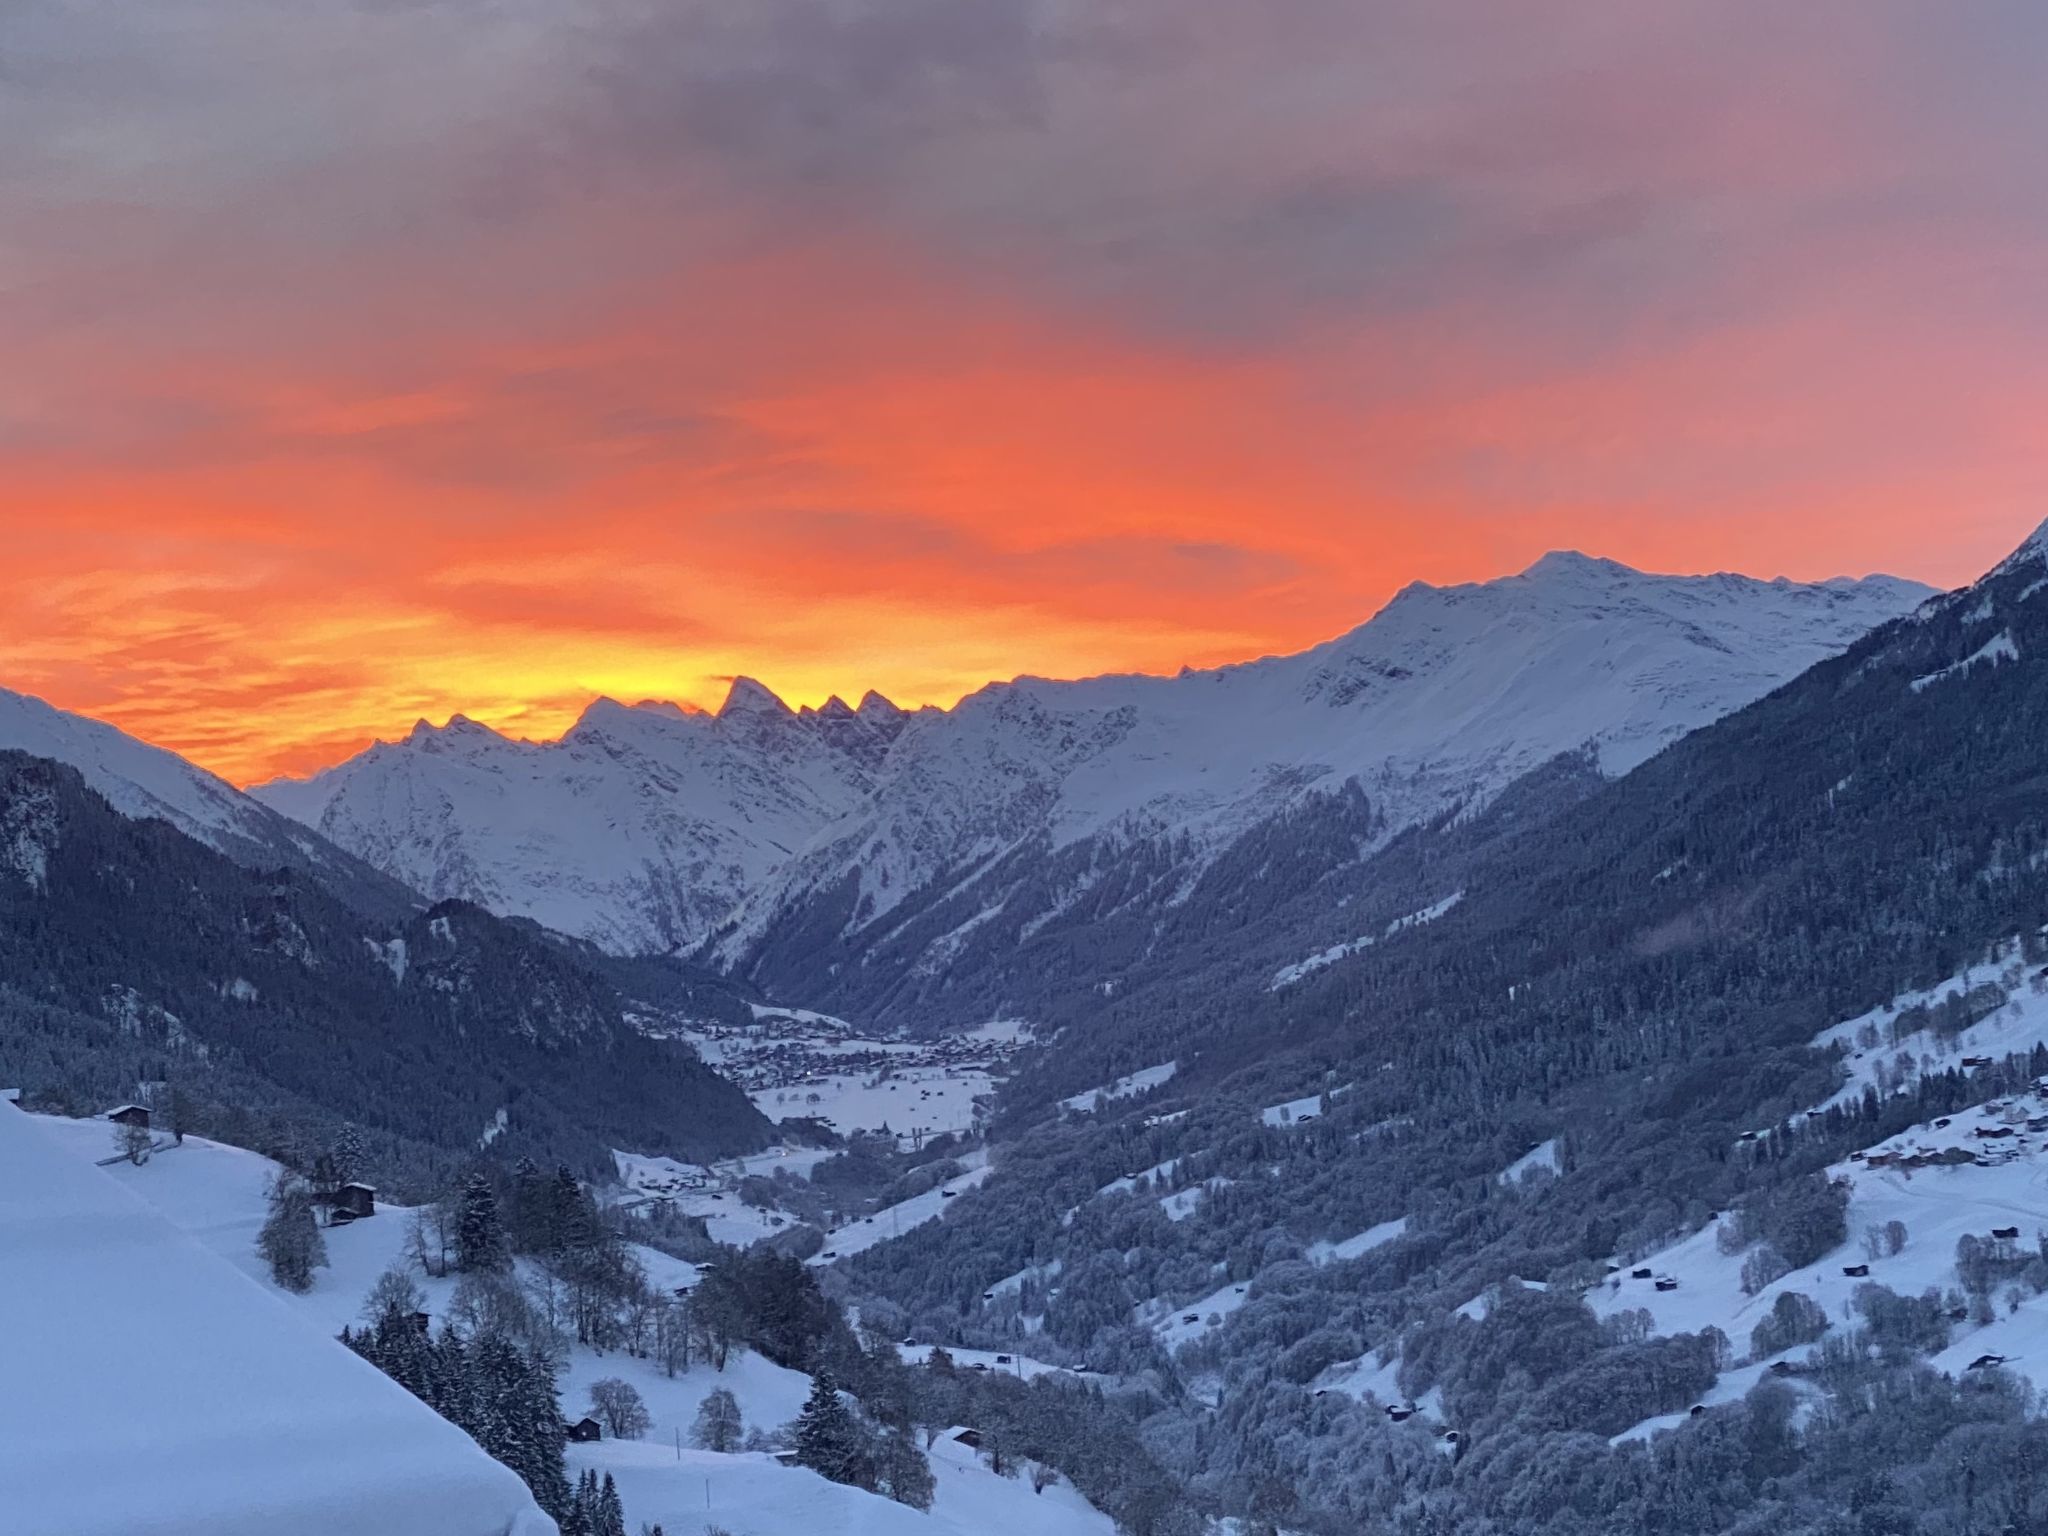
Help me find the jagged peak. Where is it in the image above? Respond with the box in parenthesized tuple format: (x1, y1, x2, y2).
(718, 676, 794, 720)
(406, 713, 505, 747)
(815, 695, 858, 720)
(856, 689, 904, 720)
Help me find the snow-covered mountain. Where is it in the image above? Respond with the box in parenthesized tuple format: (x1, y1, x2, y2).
(253, 684, 908, 954)
(253, 554, 1930, 977)
(0, 686, 418, 918)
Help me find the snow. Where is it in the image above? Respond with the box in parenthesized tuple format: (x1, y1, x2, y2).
(755, 1065, 993, 1140)
(720, 558, 1928, 964)
(576, 1432, 1116, 1536)
(1586, 964, 2048, 1403)
(247, 559, 1926, 961)
(1910, 629, 2019, 692)
(894, 1344, 1094, 1385)
(1262, 1085, 1349, 1127)
(1269, 898, 1462, 990)
(809, 1165, 994, 1265)
(1059, 1061, 1178, 1113)
(1501, 1139, 1562, 1184)
(1307, 1217, 1409, 1265)
(2, 1107, 554, 1536)
(0, 685, 378, 887)
(1140, 1278, 1254, 1348)
(253, 686, 890, 955)
(14, 1115, 1113, 1536)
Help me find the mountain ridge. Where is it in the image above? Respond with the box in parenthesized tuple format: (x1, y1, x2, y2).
(243, 553, 1929, 989)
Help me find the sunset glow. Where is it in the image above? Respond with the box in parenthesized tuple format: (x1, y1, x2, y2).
(5, 2, 2046, 783)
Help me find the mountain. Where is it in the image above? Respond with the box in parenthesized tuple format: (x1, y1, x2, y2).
(725, 555, 1929, 1024)
(829, 519, 2048, 1536)
(253, 558, 1929, 1017)
(1, 1103, 556, 1536)
(0, 685, 421, 921)
(253, 685, 909, 955)
(0, 750, 774, 1183)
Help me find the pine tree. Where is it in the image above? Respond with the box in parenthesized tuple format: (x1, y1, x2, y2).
(332, 1123, 366, 1187)
(793, 1372, 865, 1487)
(456, 1171, 509, 1272)
(595, 1472, 627, 1536)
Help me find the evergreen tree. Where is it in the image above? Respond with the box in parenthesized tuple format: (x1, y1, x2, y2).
(456, 1170, 509, 1272)
(595, 1472, 627, 1536)
(257, 1169, 327, 1292)
(793, 1372, 866, 1488)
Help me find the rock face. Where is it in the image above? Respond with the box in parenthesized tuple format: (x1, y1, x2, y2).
(252, 556, 1930, 1005)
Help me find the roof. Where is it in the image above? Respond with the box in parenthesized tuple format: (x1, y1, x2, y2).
(0, 1105, 557, 1536)
(340, 1182, 378, 1194)
(104, 1104, 149, 1117)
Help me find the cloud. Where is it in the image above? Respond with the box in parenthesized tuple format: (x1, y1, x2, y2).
(2, 0, 2047, 778)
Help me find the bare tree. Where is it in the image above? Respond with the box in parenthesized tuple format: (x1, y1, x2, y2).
(589, 1377, 651, 1440)
(115, 1118, 152, 1166)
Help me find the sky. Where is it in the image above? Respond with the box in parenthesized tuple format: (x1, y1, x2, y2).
(4, 1, 2047, 784)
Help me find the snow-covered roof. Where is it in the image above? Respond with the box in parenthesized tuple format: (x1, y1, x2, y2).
(0, 1105, 556, 1536)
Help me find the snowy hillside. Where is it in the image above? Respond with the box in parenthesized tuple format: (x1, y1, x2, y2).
(253, 684, 904, 954)
(1, 1106, 554, 1536)
(20, 1114, 1117, 1536)
(250, 556, 1925, 964)
(0, 685, 417, 916)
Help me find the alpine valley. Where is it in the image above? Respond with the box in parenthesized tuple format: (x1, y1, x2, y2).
(34, 534, 2048, 1536)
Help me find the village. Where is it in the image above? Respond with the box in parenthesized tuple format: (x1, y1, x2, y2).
(674, 1010, 1029, 1151)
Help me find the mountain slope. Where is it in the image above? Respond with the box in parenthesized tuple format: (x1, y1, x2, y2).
(727, 556, 1928, 1024)
(0, 750, 773, 1181)
(254, 686, 905, 954)
(832, 520, 2048, 1536)
(252, 558, 1928, 997)
(1, 1102, 556, 1536)
(0, 685, 421, 921)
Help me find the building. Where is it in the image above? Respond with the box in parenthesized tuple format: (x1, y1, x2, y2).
(334, 1183, 377, 1220)
(950, 1428, 984, 1450)
(104, 1104, 150, 1130)
(565, 1417, 603, 1444)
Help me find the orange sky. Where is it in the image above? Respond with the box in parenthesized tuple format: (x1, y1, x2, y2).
(4, 1, 2046, 784)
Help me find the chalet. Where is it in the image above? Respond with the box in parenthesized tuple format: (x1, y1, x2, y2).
(333, 1183, 376, 1220)
(673, 1285, 693, 1300)
(1631, 1267, 1654, 1280)
(1975, 1126, 2016, 1140)
(1182, 1313, 1201, 1325)
(1842, 1264, 1871, 1278)
(1967, 1355, 2010, 1372)
(1935, 1118, 1953, 1129)
(565, 1417, 602, 1443)
(951, 1428, 984, 1450)
(1689, 1405, 1706, 1418)
(1386, 1406, 1414, 1422)
(994, 1355, 1012, 1365)
(1962, 1056, 1994, 1069)
(1769, 1362, 1798, 1378)
(1655, 1277, 1680, 1293)
(409, 1311, 432, 1335)
(1991, 1226, 2022, 1241)
(105, 1105, 150, 1130)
